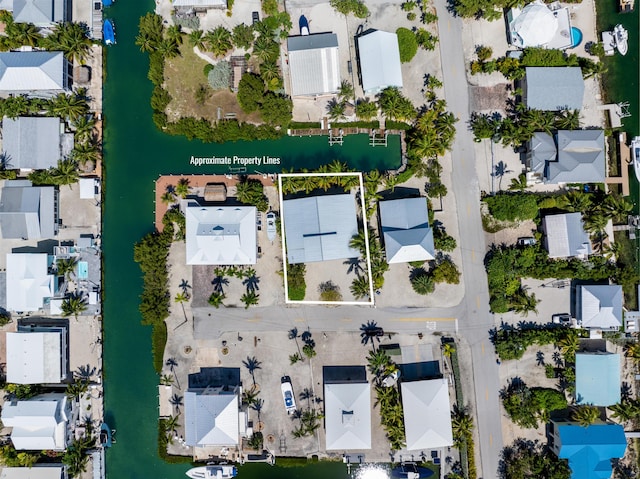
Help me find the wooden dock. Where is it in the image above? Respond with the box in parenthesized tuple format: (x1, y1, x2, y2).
(605, 131, 630, 196)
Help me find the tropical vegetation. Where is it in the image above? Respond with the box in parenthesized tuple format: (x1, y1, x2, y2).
(492, 325, 582, 361)
(501, 382, 567, 428)
(499, 439, 571, 479)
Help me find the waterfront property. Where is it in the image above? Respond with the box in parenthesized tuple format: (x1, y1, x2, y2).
(575, 352, 621, 406)
(9, 0, 69, 26)
(287, 33, 340, 97)
(184, 384, 241, 447)
(6, 323, 68, 384)
(542, 212, 592, 259)
(185, 202, 257, 265)
(577, 284, 623, 331)
(401, 378, 453, 451)
(0, 51, 71, 97)
(2, 117, 72, 172)
(0, 466, 66, 479)
(0, 180, 57, 240)
(527, 130, 605, 184)
(6, 253, 55, 313)
(507, 0, 574, 49)
(522, 67, 584, 111)
(171, 0, 226, 13)
(357, 30, 403, 94)
(1, 393, 71, 451)
(379, 197, 435, 264)
(549, 420, 627, 479)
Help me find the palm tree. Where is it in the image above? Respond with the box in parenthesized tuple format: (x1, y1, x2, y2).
(174, 291, 189, 303)
(558, 334, 579, 361)
(169, 393, 184, 413)
(157, 38, 180, 59)
(166, 25, 183, 45)
(252, 35, 278, 62)
(240, 290, 259, 309)
(384, 174, 399, 192)
(558, 190, 591, 213)
(243, 356, 262, 387)
(45, 22, 93, 63)
(188, 29, 205, 48)
(338, 80, 354, 103)
(72, 142, 100, 167)
(165, 357, 181, 389)
(603, 194, 633, 223)
(583, 212, 609, 235)
(7, 21, 42, 47)
(625, 343, 640, 363)
(571, 405, 600, 427)
(205, 26, 233, 58)
(159, 374, 173, 386)
(65, 378, 90, 399)
(327, 99, 346, 121)
(163, 414, 181, 437)
(61, 293, 88, 320)
(208, 291, 226, 308)
(610, 400, 640, 423)
(508, 173, 528, 191)
(442, 343, 456, 358)
(242, 385, 259, 406)
(288, 328, 303, 359)
(50, 93, 89, 121)
(350, 275, 370, 300)
(451, 406, 473, 447)
(411, 270, 434, 295)
(72, 115, 96, 144)
(175, 178, 190, 198)
(367, 349, 393, 378)
(355, 98, 379, 121)
(259, 61, 279, 81)
(57, 257, 78, 281)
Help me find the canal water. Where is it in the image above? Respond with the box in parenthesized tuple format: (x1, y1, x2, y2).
(101, 0, 400, 477)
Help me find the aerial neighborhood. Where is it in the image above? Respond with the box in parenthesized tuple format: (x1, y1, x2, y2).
(0, 0, 637, 477)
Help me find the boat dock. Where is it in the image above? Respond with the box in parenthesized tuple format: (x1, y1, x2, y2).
(604, 131, 630, 196)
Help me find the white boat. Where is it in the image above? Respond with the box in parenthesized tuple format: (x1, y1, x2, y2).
(614, 24, 628, 55)
(266, 211, 276, 241)
(631, 136, 640, 182)
(185, 465, 237, 479)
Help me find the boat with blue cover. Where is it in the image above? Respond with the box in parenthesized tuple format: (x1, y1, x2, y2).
(103, 19, 115, 45)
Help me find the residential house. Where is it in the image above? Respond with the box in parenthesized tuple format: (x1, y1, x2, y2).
(0, 51, 71, 98)
(12, 0, 68, 26)
(1, 393, 71, 451)
(3, 117, 72, 171)
(577, 284, 623, 331)
(508, 1, 573, 50)
(283, 194, 359, 264)
(401, 378, 453, 450)
(287, 33, 340, 97)
(0, 466, 65, 479)
(549, 420, 626, 479)
(184, 385, 240, 447)
(357, 30, 403, 94)
(6, 253, 55, 313)
(185, 203, 257, 265)
(172, 0, 226, 13)
(0, 180, 57, 240)
(542, 212, 591, 259)
(522, 67, 584, 111)
(323, 365, 371, 451)
(575, 352, 621, 406)
(379, 197, 435, 264)
(528, 130, 605, 184)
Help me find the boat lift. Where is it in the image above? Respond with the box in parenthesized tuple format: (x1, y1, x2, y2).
(370, 130, 388, 147)
(328, 129, 344, 146)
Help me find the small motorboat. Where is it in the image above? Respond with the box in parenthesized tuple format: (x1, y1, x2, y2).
(99, 423, 112, 448)
(614, 24, 628, 55)
(266, 212, 276, 241)
(391, 463, 434, 479)
(631, 136, 640, 182)
(103, 19, 116, 45)
(299, 15, 309, 36)
(102, 0, 113, 6)
(186, 465, 238, 479)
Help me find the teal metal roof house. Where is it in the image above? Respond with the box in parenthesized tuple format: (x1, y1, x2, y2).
(575, 352, 621, 406)
(550, 421, 626, 479)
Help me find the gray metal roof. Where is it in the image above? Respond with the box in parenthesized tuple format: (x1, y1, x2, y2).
(0, 180, 55, 239)
(542, 212, 591, 258)
(524, 67, 584, 111)
(548, 130, 605, 183)
(528, 132, 557, 177)
(357, 30, 403, 93)
(3, 117, 64, 170)
(0, 52, 68, 97)
(283, 194, 359, 264)
(184, 390, 239, 447)
(578, 285, 623, 329)
(379, 197, 435, 263)
(14, 0, 65, 25)
(287, 33, 340, 96)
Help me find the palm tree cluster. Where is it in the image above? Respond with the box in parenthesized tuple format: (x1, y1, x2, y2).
(377, 87, 415, 122)
(451, 406, 477, 478)
(62, 436, 95, 478)
(61, 292, 88, 320)
(280, 161, 360, 195)
(235, 177, 269, 211)
(571, 405, 600, 427)
(610, 396, 640, 423)
(291, 408, 324, 438)
(326, 80, 355, 121)
(374, 380, 405, 450)
(349, 228, 389, 295)
(135, 13, 166, 54)
(207, 265, 260, 309)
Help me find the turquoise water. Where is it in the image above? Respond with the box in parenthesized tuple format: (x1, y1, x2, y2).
(77, 261, 88, 280)
(570, 27, 583, 48)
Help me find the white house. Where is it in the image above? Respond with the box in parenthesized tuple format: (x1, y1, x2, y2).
(6, 253, 55, 313)
(324, 382, 371, 450)
(6, 329, 67, 384)
(357, 30, 403, 94)
(184, 387, 240, 447)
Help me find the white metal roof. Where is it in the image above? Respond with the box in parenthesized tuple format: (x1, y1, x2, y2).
(0, 467, 64, 479)
(324, 382, 371, 450)
(79, 178, 97, 199)
(184, 391, 239, 446)
(6, 253, 54, 313)
(0, 51, 67, 94)
(401, 378, 453, 450)
(357, 30, 403, 93)
(2, 117, 63, 170)
(185, 205, 257, 265)
(1, 393, 69, 450)
(379, 198, 435, 263)
(579, 285, 623, 329)
(6, 332, 62, 384)
(543, 212, 591, 259)
(509, 1, 558, 47)
(283, 194, 359, 264)
(287, 33, 340, 96)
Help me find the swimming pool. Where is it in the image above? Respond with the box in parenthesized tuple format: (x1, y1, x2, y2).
(77, 261, 88, 280)
(570, 27, 583, 48)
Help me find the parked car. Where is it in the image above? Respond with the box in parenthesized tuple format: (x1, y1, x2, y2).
(252, 11, 260, 24)
(552, 313, 572, 326)
(281, 376, 297, 414)
(517, 237, 536, 246)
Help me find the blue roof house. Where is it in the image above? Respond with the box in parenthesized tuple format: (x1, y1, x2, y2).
(550, 421, 626, 479)
(575, 352, 621, 406)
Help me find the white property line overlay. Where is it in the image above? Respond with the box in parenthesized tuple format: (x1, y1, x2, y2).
(278, 172, 375, 306)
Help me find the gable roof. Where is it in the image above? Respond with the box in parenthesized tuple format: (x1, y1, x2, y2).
(287, 33, 340, 96)
(529, 132, 558, 177)
(184, 390, 239, 446)
(524, 67, 584, 111)
(3, 117, 64, 170)
(13, 0, 65, 25)
(283, 194, 359, 264)
(6, 253, 54, 313)
(575, 353, 621, 406)
(324, 382, 371, 450)
(542, 212, 591, 258)
(401, 378, 453, 450)
(357, 30, 403, 93)
(579, 285, 623, 329)
(556, 423, 627, 479)
(0, 180, 56, 239)
(6, 331, 63, 384)
(0, 52, 68, 96)
(379, 197, 435, 263)
(1, 393, 69, 450)
(0, 466, 64, 479)
(547, 130, 605, 183)
(185, 204, 257, 265)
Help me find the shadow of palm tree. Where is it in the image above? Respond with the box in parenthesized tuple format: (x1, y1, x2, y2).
(212, 275, 229, 293)
(242, 274, 260, 292)
(344, 257, 365, 275)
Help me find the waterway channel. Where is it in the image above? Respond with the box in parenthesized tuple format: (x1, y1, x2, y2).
(100, 0, 401, 478)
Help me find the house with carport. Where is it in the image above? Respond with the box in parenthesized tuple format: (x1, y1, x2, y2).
(379, 197, 435, 264)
